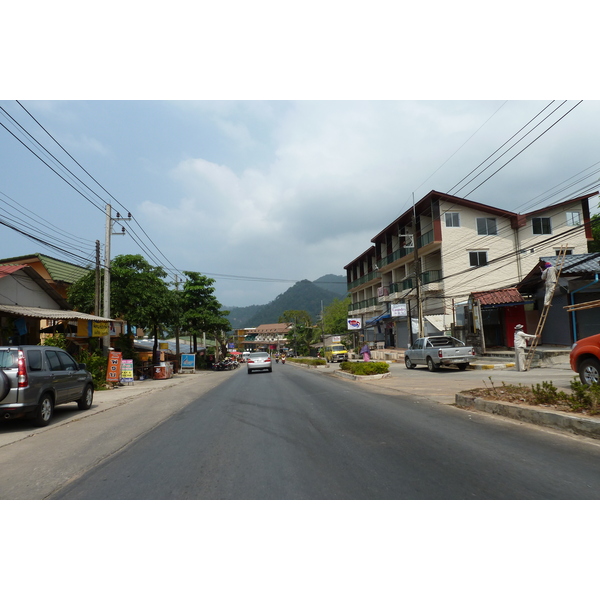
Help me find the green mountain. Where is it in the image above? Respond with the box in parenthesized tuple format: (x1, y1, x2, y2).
(224, 275, 347, 329)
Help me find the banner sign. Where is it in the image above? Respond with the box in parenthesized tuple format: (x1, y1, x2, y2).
(181, 354, 195, 369)
(77, 320, 110, 338)
(120, 359, 134, 384)
(106, 351, 122, 383)
(391, 303, 407, 317)
(347, 318, 362, 330)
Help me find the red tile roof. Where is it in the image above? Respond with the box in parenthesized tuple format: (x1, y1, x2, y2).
(471, 287, 524, 306)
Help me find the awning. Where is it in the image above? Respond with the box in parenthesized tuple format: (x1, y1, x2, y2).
(366, 313, 390, 325)
(0, 304, 115, 322)
(424, 314, 447, 332)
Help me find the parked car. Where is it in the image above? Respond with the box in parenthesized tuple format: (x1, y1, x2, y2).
(0, 345, 94, 427)
(569, 333, 600, 384)
(324, 344, 348, 363)
(404, 336, 475, 371)
(246, 352, 272, 374)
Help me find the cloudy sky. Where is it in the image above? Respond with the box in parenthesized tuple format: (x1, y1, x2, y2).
(2, 3, 598, 310)
(1, 99, 598, 307)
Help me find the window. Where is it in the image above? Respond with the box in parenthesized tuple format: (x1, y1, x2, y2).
(566, 211, 581, 226)
(27, 350, 43, 372)
(556, 248, 573, 255)
(58, 351, 79, 371)
(469, 251, 488, 267)
(532, 217, 552, 235)
(445, 212, 460, 227)
(45, 350, 63, 371)
(476, 217, 497, 235)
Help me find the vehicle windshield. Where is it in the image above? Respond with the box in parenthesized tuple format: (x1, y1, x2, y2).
(0, 350, 18, 369)
(250, 353, 269, 358)
(332, 346, 346, 352)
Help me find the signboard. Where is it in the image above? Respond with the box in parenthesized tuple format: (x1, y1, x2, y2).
(347, 318, 362, 330)
(181, 354, 195, 370)
(77, 320, 110, 338)
(120, 359, 134, 384)
(391, 303, 407, 317)
(106, 351, 122, 383)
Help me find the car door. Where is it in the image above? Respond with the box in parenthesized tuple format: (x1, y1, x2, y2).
(410, 338, 425, 364)
(58, 351, 85, 401)
(44, 349, 75, 404)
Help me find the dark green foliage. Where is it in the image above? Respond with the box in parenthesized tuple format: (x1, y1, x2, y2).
(340, 361, 389, 376)
(288, 358, 327, 367)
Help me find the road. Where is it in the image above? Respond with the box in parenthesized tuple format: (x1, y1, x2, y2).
(47, 362, 600, 500)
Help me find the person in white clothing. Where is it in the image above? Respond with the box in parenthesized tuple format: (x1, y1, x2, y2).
(514, 324, 538, 371)
(541, 261, 558, 306)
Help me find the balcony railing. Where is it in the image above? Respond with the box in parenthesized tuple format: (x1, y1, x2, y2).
(349, 297, 379, 311)
(347, 270, 381, 290)
(422, 269, 442, 284)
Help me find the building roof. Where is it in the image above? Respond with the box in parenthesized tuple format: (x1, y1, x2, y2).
(255, 323, 293, 334)
(0, 253, 90, 285)
(0, 305, 114, 321)
(518, 253, 600, 292)
(471, 287, 525, 306)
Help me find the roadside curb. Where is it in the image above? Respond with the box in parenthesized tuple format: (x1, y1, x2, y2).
(469, 363, 515, 370)
(333, 371, 392, 382)
(455, 392, 600, 440)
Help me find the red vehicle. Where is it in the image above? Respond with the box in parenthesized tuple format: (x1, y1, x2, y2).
(570, 333, 600, 384)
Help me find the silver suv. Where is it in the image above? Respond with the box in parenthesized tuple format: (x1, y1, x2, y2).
(0, 346, 94, 427)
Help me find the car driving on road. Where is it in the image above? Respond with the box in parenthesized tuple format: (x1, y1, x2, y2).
(246, 352, 272, 374)
(0, 345, 94, 426)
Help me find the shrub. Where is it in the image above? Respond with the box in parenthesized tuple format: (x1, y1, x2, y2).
(288, 358, 326, 367)
(340, 361, 389, 376)
(75, 348, 107, 390)
(42, 334, 68, 350)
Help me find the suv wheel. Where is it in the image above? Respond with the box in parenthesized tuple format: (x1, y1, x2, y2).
(78, 384, 94, 410)
(34, 394, 54, 427)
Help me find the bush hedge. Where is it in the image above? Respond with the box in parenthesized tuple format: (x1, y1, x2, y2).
(340, 361, 389, 376)
(288, 358, 327, 367)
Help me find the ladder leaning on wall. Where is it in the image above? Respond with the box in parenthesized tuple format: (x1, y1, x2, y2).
(523, 245, 569, 371)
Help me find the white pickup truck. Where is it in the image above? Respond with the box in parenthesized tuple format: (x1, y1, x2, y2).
(404, 336, 475, 372)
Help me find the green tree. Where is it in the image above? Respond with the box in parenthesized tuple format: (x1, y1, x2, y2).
(180, 271, 231, 356)
(322, 296, 351, 334)
(68, 254, 175, 357)
(589, 213, 600, 252)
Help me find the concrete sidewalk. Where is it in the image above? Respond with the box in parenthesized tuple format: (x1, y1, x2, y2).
(0, 371, 216, 449)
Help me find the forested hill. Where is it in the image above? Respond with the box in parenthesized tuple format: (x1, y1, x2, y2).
(224, 275, 347, 329)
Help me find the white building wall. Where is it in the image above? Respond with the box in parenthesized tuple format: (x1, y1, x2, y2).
(0, 272, 62, 309)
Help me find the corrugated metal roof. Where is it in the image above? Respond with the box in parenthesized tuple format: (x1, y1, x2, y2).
(541, 253, 600, 274)
(471, 287, 524, 306)
(0, 304, 114, 321)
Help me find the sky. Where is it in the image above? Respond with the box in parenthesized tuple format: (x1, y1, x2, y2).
(1, 99, 599, 309)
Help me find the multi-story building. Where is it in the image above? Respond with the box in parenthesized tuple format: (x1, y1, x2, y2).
(345, 190, 596, 349)
(241, 323, 293, 352)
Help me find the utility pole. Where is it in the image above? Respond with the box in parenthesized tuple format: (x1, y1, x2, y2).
(103, 204, 131, 354)
(175, 275, 180, 372)
(412, 193, 424, 338)
(94, 240, 101, 316)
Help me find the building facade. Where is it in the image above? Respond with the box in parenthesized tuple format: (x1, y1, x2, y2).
(345, 190, 596, 348)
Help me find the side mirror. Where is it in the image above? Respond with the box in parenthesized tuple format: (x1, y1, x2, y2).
(78, 363, 87, 370)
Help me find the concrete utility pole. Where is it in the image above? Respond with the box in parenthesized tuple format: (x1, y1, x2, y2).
(95, 240, 101, 316)
(412, 193, 424, 338)
(103, 204, 130, 354)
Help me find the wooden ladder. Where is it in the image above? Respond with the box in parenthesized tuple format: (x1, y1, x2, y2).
(524, 245, 569, 371)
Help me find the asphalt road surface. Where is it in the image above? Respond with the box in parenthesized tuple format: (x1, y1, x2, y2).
(47, 362, 600, 500)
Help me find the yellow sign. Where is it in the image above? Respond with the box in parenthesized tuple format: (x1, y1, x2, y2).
(92, 321, 110, 337)
(159, 342, 169, 349)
